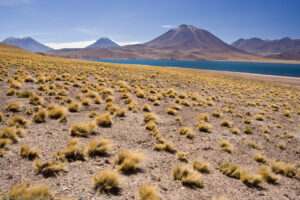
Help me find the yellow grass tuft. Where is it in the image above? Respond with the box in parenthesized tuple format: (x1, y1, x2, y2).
(114, 150, 145, 174)
(179, 127, 196, 139)
(220, 141, 233, 153)
(87, 138, 112, 157)
(96, 113, 112, 127)
(153, 141, 176, 153)
(70, 121, 95, 137)
(63, 138, 86, 161)
(33, 110, 46, 123)
(5, 102, 22, 112)
(219, 163, 240, 179)
(240, 170, 263, 187)
(254, 153, 267, 164)
(172, 164, 203, 188)
(68, 101, 81, 112)
(7, 115, 28, 128)
(6, 182, 53, 200)
(192, 159, 210, 173)
(47, 104, 66, 121)
(197, 122, 212, 132)
(92, 169, 121, 193)
(139, 185, 161, 200)
(20, 145, 39, 160)
(176, 152, 188, 162)
(34, 158, 65, 177)
(271, 161, 296, 177)
(258, 166, 280, 184)
(144, 113, 158, 123)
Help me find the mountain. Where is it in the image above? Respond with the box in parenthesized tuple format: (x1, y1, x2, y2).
(2, 37, 53, 52)
(231, 37, 300, 53)
(87, 37, 119, 48)
(46, 24, 257, 61)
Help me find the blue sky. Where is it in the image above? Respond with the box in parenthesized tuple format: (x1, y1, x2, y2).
(0, 0, 300, 49)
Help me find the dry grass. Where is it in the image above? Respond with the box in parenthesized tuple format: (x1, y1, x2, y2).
(192, 159, 210, 173)
(166, 108, 177, 115)
(197, 122, 212, 132)
(144, 113, 158, 123)
(247, 141, 261, 149)
(271, 161, 296, 177)
(87, 138, 112, 157)
(46, 104, 66, 121)
(254, 153, 267, 164)
(179, 127, 196, 139)
(95, 113, 112, 127)
(33, 110, 46, 123)
(20, 145, 39, 160)
(220, 141, 233, 153)
(176, 152, 188, 162)
(34, 158, 65, 177)
(142, 104, 151, 112)
(5, 102, 22, 112)
(139, 185, 161, 200)
(258, 166, 280, 184)
(172, 165, 203, 188)
(219, 163, 240, 179)
(240, 170, 263, 187)
(5, 182, 53, 199)
(115, 108, 126, 117)
(113, 150, 145, 174)
(153, 141, 176, 153)
(70, 121, 95, 137)
(221, 120, 232, 128)
(63, 138, 86, 161)
(6, 115, 28, 128)
(68, 101, 81, 112)
(92, 169, 121, 193)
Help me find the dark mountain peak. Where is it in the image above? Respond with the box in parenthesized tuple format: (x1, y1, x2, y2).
(232, 37, 300, 53)
(87, 37, 119, 48)
(2, 36, 53, 52)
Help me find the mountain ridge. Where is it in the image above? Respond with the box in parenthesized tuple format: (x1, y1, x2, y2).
(86, 37, 119, 48)
(2, 37, 53, 52)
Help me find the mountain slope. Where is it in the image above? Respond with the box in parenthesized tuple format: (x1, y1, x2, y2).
(231, 37, 300, 53)
(46, 24, 257, 61)
(86, 37, 119, 48)
(2, 37, 53, 52)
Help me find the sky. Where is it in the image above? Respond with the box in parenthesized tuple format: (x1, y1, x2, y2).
(0, 0, 300, 49)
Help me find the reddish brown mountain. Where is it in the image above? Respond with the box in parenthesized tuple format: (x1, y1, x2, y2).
(46, 25, 256, 61)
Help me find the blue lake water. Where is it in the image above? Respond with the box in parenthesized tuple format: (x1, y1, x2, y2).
(85, 59, 300, 78)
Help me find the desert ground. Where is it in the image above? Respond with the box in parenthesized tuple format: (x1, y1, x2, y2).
(0, 44, 299, 200)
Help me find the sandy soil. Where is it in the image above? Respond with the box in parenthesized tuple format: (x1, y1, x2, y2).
(0, 55, 299, 200)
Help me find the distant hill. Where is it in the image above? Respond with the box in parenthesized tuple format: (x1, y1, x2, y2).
(2, 37, 53, 52)
(47, 24, 256, 61)
(87, 37, 119, 48)
(231, 37, 300, 53)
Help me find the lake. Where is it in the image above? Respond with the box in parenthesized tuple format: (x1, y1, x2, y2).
(85, 59, 300, 78)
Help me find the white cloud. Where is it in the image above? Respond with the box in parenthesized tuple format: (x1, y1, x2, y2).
(45, 40, 143, 49)
(45, 40, 96, 49)
(161, 25, 175, 28)
(116, 41, 142, 46)
(0, 0, 32, 6)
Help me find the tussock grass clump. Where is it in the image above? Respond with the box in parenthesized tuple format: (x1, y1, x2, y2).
(68, 101, 81, 112)
(20, 145, 39, 160)
(81, 98, 90, 106)
(46, 104, 66, 121)
(176, 152, 188, 162)
(33, 110, 46, 123)
(70, 121, 95, 137)
(5, 102, 22, 112)
(145, 121, 156, 131)
(240, 170, 263, 187)
(254, 153, 267, 164)
(7, 115, 28, 128)
(113, 150, 145, 174)
(34, 158, 65, 177)
(212, 109, 222, 117)
(271, 161, 296, 177)
(0, 112, 3, 122)
(229, 128, 240, 134)
(29, 95, 43, 105)
(115, 108, 126, 117)
(220, 141, 233, 153)
(0, 126, 24, 143)
(5, 182, 53, 200)
(179, 127, 196, 139)
(258, 166, 280, 184)
(174, 116, 181, 122)
(255, 114, 264, 121)
(92, 169, 121, 193)
(172, 165, 203, 188)
(153, 141, 176, 153)
(63, 138, 86, 161)
(277, 141, 286, 150)
(6, 88, 15, 96)
(139, 185, 161, 200)
(192, 159, 210, 173)
(198, 113, 209, 122)
(244, 126, 252, 134)
(144, 113, 158, 123)
(142, 104, 151, 112)
(16, 90, 33, 98)
(96, 113, 112, 127)
(88, 138, 112, 157)
(197, 122, 212, 132)
(166, 108, 177, 115)
(221, 120, 232, 128)
(247, 141, 261, 149)
(219, 163, 240, 179)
